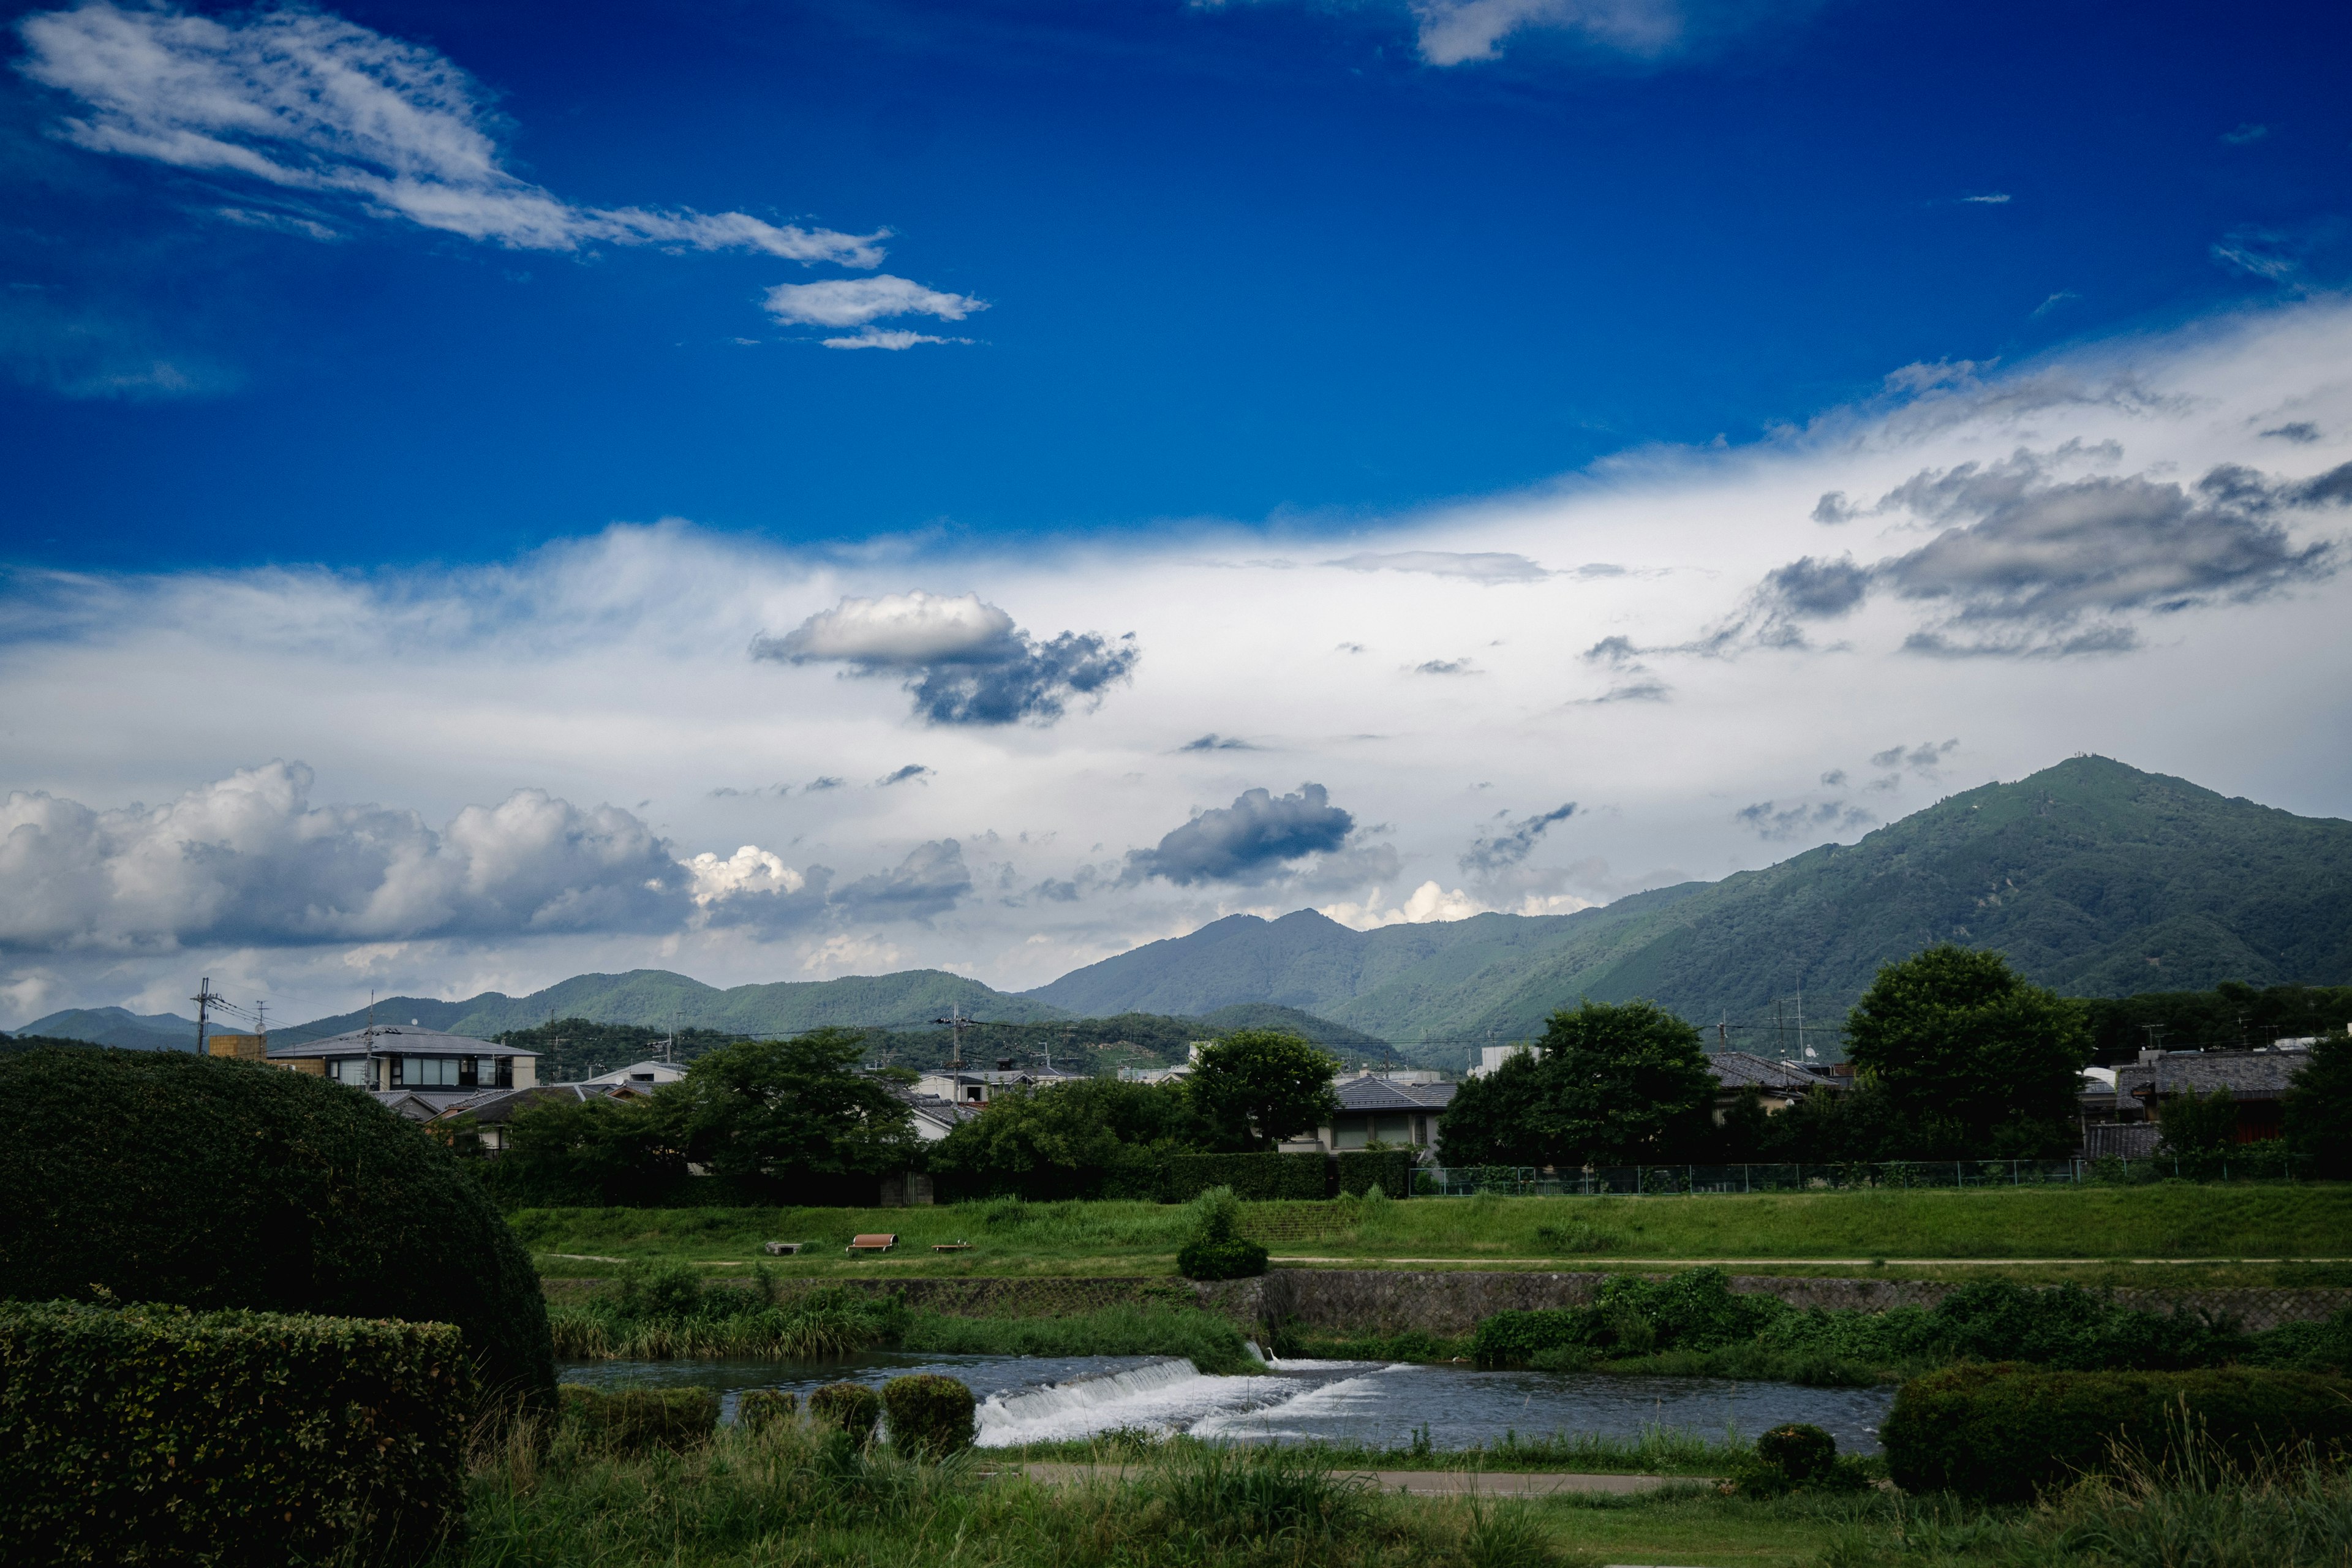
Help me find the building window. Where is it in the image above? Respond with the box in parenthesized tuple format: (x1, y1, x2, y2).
(328, 1057, 368, 1085)
(398, 1057, 462, 1087)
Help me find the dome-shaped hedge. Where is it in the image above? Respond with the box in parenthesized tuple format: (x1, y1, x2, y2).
(0, 1049, 554, 1408)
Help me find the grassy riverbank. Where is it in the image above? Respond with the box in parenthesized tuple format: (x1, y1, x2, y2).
(515, 1185, 2352, 1287)
(439, 1411, 2352, 1568)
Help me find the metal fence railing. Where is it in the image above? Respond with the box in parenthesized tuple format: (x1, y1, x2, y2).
(1411, 1152, 2313, 1196)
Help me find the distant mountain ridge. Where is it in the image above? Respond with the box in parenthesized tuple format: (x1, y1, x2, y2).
(9, 1006, 204, 1052)
(17, 757, 2350, 1069)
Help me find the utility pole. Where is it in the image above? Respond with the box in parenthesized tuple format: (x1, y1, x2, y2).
(932, 1006, 971, 1074)
(254, 999, 268, 1044)
(192, 978, 222, 1053)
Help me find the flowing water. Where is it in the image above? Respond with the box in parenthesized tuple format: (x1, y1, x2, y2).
(560, 1352, 1895, 1453)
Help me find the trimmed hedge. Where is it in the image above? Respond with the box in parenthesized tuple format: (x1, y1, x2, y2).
(0, 1047, 555, 1409)
(810, 1380, 883, 1441)
(736, 1389, 797, 1431)
(882, 1374, 977, 1459)
(1335, 1149, 1415, 1199)
(1882, 1363, 2352, 1502)
(1162, 1152, 1328, 1202)
(1757, 1422, 1837, 1482)
(0, 1298, 471, 1566)
(559, 1384, 719, 1453)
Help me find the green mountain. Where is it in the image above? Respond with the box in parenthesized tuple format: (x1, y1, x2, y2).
(10, 1007, 202, 1051)
(276, 968, 1069, 1046)
(1025, 758, 2352, 1058)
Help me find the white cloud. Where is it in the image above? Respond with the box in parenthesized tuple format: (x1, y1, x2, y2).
(14, 2, 884, 265)
(1411, 0, 1687, 64)
(7, 298, 2352, 1020)
(765, 276, 987, 329)
(822, 328, 961, 351)
(1319, 880, 1485, 929)
(1327, 550, 1551, 583)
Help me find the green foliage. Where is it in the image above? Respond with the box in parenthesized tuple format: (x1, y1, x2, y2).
(1335, 1148, 1416, 1198)
(1845, 944, 2091, 1156)
(896, 1303, 1261, 1374)
(2159, 1085, 2243, 1154)
(0, 1046, 554, 1408)
(1881, 1363, 2352, 1502)
(1755, 1423, 1837, 1482)
(487, 1090, 685, 1207)
(2283, 1033, 2352, 1178)
(491, 1017, 749, 1082)
(809, 1381, 883, 1442)
(0, 1298, 470, 1567)
(1162, 1150, 1330, 1201)
(881, 1374, 976, 1459)
(736, 1389, 797, 1431)
(1177, 1183, 1270, 1280)
(660, 1029, 923, 1193)
(2079, 982, 2352, 1059)
(1444, 1001, 1717, 1166)
(1186, 1030, 1341, 1150)
(928, 1077, 1205, 1200)
(559, 1384, 720, 1454)
(2245, 1306, 2352, 1373)
(549, 1280, 903, 1360)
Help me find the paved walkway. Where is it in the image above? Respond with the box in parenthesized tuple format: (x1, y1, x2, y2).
(1016, 1463, 1700, 1496)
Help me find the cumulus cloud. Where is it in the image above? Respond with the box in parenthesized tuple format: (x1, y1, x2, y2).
(684, 845, 830, 933)
(764, 277, 985, 329)
(755, 591, 1139, 726)
(1414, 657, 1479, 676)
(1747, 451, 2348, 657)
(1320, 880, 1484, 930)
(1326, 550, 1550, 584)
(13, 2, 884, 265)
(1460, 802, 1577, 875)
(831, 840, 971, 922)
(1126, 783, 1355, 886)
(1411, 0, 1690, 64)
(0, 761, 687, 951)
(820, 328, 967, 352)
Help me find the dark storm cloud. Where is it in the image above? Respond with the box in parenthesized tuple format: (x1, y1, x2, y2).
(1461, 802, 1578, 875)
(829, 840, 972, 922)
(1737, 799, 1877, 843)
(1124, 783, 1355, 886)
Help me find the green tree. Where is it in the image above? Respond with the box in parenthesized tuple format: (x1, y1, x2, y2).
(927, 1077, 1205, 1198)
(1844, 944, 2090, 1156)
(491, 1093, 683, 1207)
(2282, 1033, 2352, 1178)
(653, 1029, 921, 1194)
(2157, 1086, 2240, 1155)
(1186, 1030, 1340, 1151)
(1439, 1002, 1716, 1166)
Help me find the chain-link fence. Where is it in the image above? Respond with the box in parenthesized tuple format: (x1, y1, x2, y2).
(1411, 1152, 2313, 1196)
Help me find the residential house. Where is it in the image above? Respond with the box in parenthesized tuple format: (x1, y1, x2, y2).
(266, 1024, 539, 1117)
(1706, 1050, 1842, 1119)
(2078, 1044, 2315, 1148)
(910, 1060, 1089, 1106)
(1280, 1071, 1456, 1155)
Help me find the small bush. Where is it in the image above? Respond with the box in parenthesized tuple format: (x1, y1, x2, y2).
(883, 1374, 976, 1459)
(810, 1380, 883, 1442)
(1177, 1185, 1269, 1280)
(1335, 1150, 1415, 1199)
(560, 1384, 720, 1454)
(0, 1298, 470, 1566)
(1757, 1422, 1838, 1482)
(736, 1389, 797, 1431)
(1881, 1363, 2352, 1502)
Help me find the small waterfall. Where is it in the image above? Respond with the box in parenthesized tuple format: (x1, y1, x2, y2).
(1244, 1339, 1267, 1364)
(975, 1358, 1278, 1447)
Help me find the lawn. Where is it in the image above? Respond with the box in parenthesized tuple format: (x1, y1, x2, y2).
(511, 1183, 2352, 1287)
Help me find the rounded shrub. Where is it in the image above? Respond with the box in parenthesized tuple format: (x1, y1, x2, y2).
(1882, 1363, 2352, 1502)
(1178, 1235, 1270, 1281)
(883, 1374, 977, 1460)
(736, 1389, 797, 1432)
(0, 1049, 554, 1409)
(1755, 1422, 1837, 1482)
(809, 1381, 881, 1442)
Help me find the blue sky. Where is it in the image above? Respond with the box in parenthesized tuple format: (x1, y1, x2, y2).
(7, 0, 2345, 566)
(3, 0, 2351, 1027)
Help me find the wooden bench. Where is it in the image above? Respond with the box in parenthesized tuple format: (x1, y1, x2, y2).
(931, 1241, 973, 1253)
(846, 1233, 899, 1253)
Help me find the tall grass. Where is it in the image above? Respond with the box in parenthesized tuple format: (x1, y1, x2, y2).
(440, 1406, 1594, 1568)
(898, 1303, 1261, 1374)
(548, 1267, 902, 1359)
(2035, 1420, 2352, 1568)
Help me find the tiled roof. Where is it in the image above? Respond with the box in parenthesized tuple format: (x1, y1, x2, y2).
(273, 1024, 533, 1058)
(1708, 1050, 1840, 1093)
(432, 1084, 612, 1124)
(1332, 1075, 1455, 1112)
(2114, 1049, 2313, 1102)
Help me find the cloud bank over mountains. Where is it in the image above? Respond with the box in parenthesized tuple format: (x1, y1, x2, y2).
(4, 298, 2351, 1024)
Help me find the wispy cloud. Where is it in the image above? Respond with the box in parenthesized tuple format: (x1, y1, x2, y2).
(766, 277, 987, 330)
(1327, 550, 1550, 584)
(12, 2, 896, 283)
(2221, 123, 2270, 146)
(1961, 192, 2013, 205)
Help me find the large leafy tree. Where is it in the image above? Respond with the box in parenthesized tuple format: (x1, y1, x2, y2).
(491, 1092, 684, 1207)
(1186, 1030, 1341, 1151)
(2282, 1033, 2352, 1178)
(652, 1028, 921, 1190)
(1442, 1001, 1717, 1166)
(927, 1077, 1205, 1198)
(1844, 944, 2089, 1156)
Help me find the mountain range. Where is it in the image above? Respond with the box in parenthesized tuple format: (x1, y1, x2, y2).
(19, 757, 2350, 1066)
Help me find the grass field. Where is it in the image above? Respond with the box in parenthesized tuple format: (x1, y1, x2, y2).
(513, 1184, 2352, 1289)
